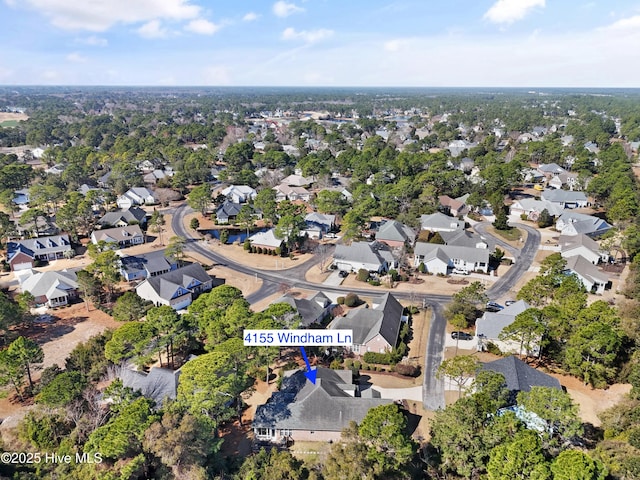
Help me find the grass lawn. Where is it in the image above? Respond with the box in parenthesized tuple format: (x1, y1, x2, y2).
(0, 120, 19, 127)
(492, 226, 522, 242)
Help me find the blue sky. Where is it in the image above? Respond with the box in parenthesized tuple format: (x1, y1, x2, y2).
(1, 0, 639, 87)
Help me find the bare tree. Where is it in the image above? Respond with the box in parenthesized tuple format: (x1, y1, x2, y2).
(315, 243, 331, 273)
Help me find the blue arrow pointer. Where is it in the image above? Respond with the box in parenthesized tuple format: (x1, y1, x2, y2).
(300, 346, 317, 384)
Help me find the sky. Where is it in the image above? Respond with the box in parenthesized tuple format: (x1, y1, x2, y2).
(1, 0, 640, 87)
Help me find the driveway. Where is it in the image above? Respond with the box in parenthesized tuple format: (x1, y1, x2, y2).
(323, 270, 345, 286)
(367, 385, 423, 402)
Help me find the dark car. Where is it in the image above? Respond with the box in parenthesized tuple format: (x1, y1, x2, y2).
(338, 270, 349, 278)
(451, 331, 473, 341)
(486, 301, 504, 312)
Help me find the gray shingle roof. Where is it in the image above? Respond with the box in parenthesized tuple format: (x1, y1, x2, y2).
(439, 230, 487, 248)
(92, 225, 144, 243)
(565, 255, 609, 284)
(142, 263, 212, 301)
(541, 189, 587, 204)
(420, 212, 464, 231)
(8, 235, 71, 260)
(329, 293, 403, 347)
(414, 242, 490, 264)
(476, 300, 530, 340)
(482, 356, 561, 392)
(98, 207, 147, 226)
(333, 241, 390, 268)
(120, 366, 181, 407)
(376, 220, 416, 243)
(253, 368, 391, 431)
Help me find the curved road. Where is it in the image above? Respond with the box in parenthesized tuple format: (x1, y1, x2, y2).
(172, 206, 540, 410)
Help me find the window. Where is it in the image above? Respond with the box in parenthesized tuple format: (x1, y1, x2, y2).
(280, 429, 291, 437)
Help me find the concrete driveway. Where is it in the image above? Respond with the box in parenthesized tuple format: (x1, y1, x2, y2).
(323, 270, 345, 286)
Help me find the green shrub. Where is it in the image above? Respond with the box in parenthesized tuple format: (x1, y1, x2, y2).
(486, 342, 503, 356)
(275, 247, 282, 256)
(257, 247, 263, 254)
(389, 269, 399, 281)
(369, 279, 381, 286)
(418, 262, 426, 274)
(330, 359, 343, 369)
(353, 361, 361, 370)
(363, 352, 392, 365)
(243, 239, 251, 251)
(344, 359, 353, 368)
(190, 218, 200, 230)
(337, 296, 345, 305)
(344, 293, 360, 307)
(520, 213, 528, 221)
(356, 268, 369, 282)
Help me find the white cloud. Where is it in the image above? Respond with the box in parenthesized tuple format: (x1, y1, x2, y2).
(273, 1, 304, 18)
(383, 38, 412, 52)
(66, 52, 87, 63)
(484, 0, 545, 24)
(185, 18, 220, 35)
(600, 15, 640, 32)
(17, 0, 201, 31)
(80, 35, 108, 47)
(243, 12, 259, 22)
(137, 20, 168, 39)
(282, 27, 333, 43)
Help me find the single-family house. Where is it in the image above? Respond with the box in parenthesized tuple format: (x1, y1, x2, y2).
(221, 185, 257, 204)
(537, 163, 566, 179)
(135, 263, 220, 310)
(248, 229, 284, 251)
(523, 168, 545, 184)
(540, 189, 589, 209)
(17, 269, 78, 308)
(143, 169, 174, 186)
(273, 184, 312, 202)
(215, 201, 243, 224)
(555, 212, 611, 238)
(281, 174, 314, 187)
(559, 234, 609, 265)
(7, 235, 73, 271)
(564, 256, 610, 294)
(328, 293, 406, 355)
(91, 225, 144, 248)
(98, 207, 147, 228)
(98, 171, 112, 188)
(448, 140, 477, 157)
(120, 365, 181, 408)
(476, 300, 537, 355)
(271, 292, 332, 327)
(332, 241, 394, 273)
(481, 356, 561, 394)
(509, 198, 564, 221)
(413, 243, 490, 274)
(438, 195, 467, 217)
(375, 220, 416, 248)
(420, 212, 465, 233)
(116, 187, 157, 209)
(303, 213, 336, 239)
(253, 368, 392, 444)
(440, 230, 488, 249)
(118, 250, 177, 282)
(548, 171, 579, 190)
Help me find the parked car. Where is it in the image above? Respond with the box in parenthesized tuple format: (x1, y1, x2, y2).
(486, 301, 504, 312)
(534, 184, 544, 191)
(325, 232, 337, 239)
(505, 300, 516, 306)
(452, 268, 469, 275)
(338, 270, 349, 278)
(451, 331, 473, 341)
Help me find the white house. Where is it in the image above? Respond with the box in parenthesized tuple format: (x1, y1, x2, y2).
(91, 225, 145, 248)
(18, 269, 79, 308)
(220, 185, 257, 204)
(555, 212, 612, 238)
(420, 212, 465, 233)
(273, 184, 312, 202)
(333, 241, 394, 273)
(509, 198, 564, 221)
(116, 187, 157, 209)
(565, 256, 610, 295)
(559, 234, 609, 265)
(413, 243, 490, 274)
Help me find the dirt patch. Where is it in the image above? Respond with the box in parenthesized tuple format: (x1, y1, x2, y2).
(0, 112, 28, 124)
(304, 264, 332, 284)
(204, 240, 314, 271)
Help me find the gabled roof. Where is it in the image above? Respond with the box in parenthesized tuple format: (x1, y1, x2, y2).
(120, 366, 181, 407)
(511, 198, 564, 217)
(216, 200, 242, 218)
(476, 300, 531, 340)
(559, 234, 602, 255)
(541, 189, 587, 204)
(438, 195, 465, 212)
(139, 263, 212, 301)
(414, 242, 490, 264)
(329, 293, 403, 347)
(305, 212, 335, 227)
(92, 225, 143, 243)
(119, 250, 176, 276)
(557, 213, 611, 236)
(419, 212, 464, 231)
(537, 163, 565, 174)
(272, 293, 330, 327)
(253, 368, 391, 431)
(376, 220, 415, 244)
(440, 230, 487, 248)
(565, 255, 609, 285)
(333, 241, 391, 268)
(249, 228, 283, 248)
(482, 356, 561, 392)
(98, 207, 147, 226)
(8, 235, 71, 260)
(282, 174, 313, 187)
(19, 269, 78, 299)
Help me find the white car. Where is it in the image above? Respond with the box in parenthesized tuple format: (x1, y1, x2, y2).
(452, 268, 469, 275)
